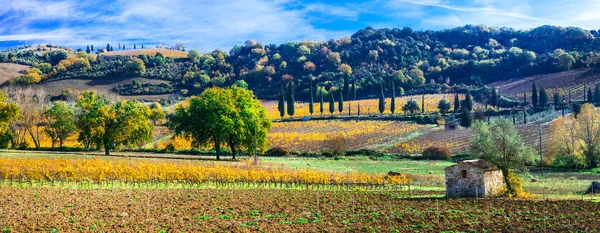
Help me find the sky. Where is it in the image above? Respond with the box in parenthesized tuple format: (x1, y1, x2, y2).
(1, 0, 599, 52)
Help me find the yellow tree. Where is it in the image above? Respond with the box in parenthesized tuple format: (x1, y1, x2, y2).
(551, 104, 600, 168)
(0, 90, 19, 147)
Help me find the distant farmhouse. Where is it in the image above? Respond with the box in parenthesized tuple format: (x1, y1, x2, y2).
(445, 160, 504, 198)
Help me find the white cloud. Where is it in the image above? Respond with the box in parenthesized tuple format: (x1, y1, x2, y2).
(0, 0, 353, 51)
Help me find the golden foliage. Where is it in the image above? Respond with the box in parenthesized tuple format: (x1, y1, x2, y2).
(0, 158, 410, 186)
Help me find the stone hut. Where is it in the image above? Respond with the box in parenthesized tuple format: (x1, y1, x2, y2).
(445, 159, 504, 198)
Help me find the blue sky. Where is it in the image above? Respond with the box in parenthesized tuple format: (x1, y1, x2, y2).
(1, 0, 599, 52)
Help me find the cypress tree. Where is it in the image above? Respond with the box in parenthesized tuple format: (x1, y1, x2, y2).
(491, 88, 499, 107)
(286, 81, 295, 117)
(107, 43, 110, 51)
(459, 107, 472, 128)
(523, 92, 527, 105)
(595, 83, 600, 103)
(352, 78, 357, 100)
(91, 45, 94, 52)
(390, 81, 396, 115)
(134, 44, 137, 49)
(584, 83, 587, 102)
(539, 88, 548, 107)
(338, 89, 344, 114)
(532, 82, 538, 107)
(378, 83, 385, 115)
(421, 94, 425, 114)
(319, 91, 324, 116)
(454, 94, 460, 113)
(110, 46, 114, 51)
(309, 78, 314, 115)
(329, 92, 335, 115)
(123, 44, 126, 50)
(278, 85, 285, 118)
(86, 45, 91, 54)
(463, 92, 473, 111)
(344, 75, 349, 100)
(588, 88, 593, 104)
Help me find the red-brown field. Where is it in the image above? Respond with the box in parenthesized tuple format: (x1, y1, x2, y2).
(0, 63, 30, 84)
(36, 77, 171, 100)
(101, 49, 189, 58)
(0, 188, 598, 232)
(491, 68, 600, 100)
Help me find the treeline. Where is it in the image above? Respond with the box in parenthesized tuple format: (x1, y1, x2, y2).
(0, 88, 167, 155)
(3, 25, 600, 100)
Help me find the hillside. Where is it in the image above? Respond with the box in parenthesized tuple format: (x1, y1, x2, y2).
(36, 77, 171, 101)
(0, 63, 30, 84)
(2, 24, 600, 101)
(491, 68, 600, 101)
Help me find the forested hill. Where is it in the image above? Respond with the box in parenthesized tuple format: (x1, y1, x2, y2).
(3, 25, 600, 100)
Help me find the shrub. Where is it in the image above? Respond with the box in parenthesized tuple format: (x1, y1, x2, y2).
(327, 133, 346, 158)
(265, 146, 290, 157)
(165, 143, 176, 153)
(422, 146, 452, 160)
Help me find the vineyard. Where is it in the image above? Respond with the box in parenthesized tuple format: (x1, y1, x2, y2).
(101, 49, 189, 58)
(268, 120, 430, 152)
(1, 188, 599, 232)
(396, 123, 552, 154)
(263, 94, 467, 119)
(0, 157, 410, 188)
(491, 68, 600, 101)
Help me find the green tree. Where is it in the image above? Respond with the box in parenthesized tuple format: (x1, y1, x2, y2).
(309, 77, 314, 115)
(286, 81, 295, 117)
(338, 64, 352, 99)
(491, 88, 499, 107)
(402, 100, 419, 115)
(588, 88, 594, 104)
(329, 91, 335, 115)
(390, 81, 396, 115)
(454, 94, 460, 113)
(44, 101, 76, 148)
(595, 83, 600, 103)
(233, 80, 248, 89)
(459, 107, 473, 128)
(49, 50, 67, 65)
(462, 92, 473, 111)
(539, 88, 548, 107)
(76, 92, 153, 155)
(438, 99, 451, 115)
(532, 82, 538, 107)
(378, 83, 385, 115)
(125, 57, 146, 76)
(470, 118, 534, 196)
(278, 85, 285, 118)
(0, 91, 19, 139)
(421, 94, 425, 114)
(338, 89, 344, 114)
(553, 92, 561, 105)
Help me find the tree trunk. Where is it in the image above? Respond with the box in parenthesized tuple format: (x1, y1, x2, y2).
(214, 136, 220, 160)
(229, 136, 237, 160)
(104, 139, 110, 156)
(59, 138, 64, 148)
(501, 168, 512, 195)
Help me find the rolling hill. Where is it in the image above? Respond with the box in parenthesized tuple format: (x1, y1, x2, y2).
(0, 63, 30, 84)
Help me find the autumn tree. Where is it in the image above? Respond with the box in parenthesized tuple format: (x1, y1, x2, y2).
(6, 88, 47, 149)
(44, 101, 77, 148)
(0, 91, 19, 147)
(126, 57, 146, 76)
(470, 118, 534, 196)
(550, 104, 600, 168)
(149, 102, 167, 125)
(76, 91, 153, 155)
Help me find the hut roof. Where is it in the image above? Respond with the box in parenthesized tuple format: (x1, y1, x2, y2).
(445, 159, 499, 171)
